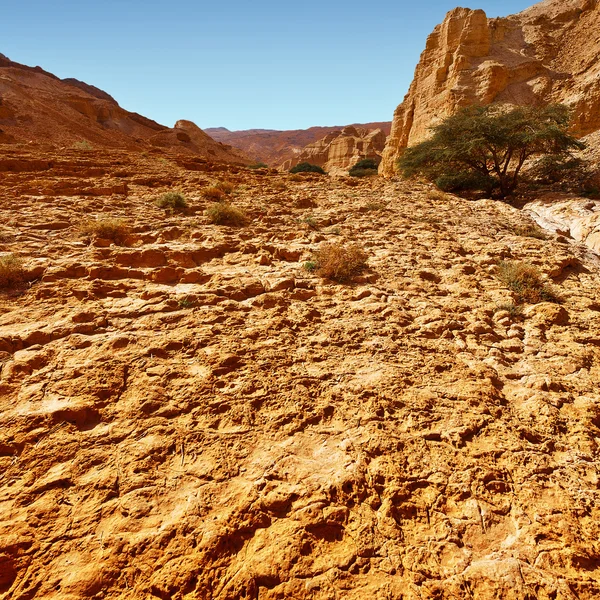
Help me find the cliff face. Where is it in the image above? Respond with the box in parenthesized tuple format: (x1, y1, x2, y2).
(380, 0, 600, 175)
(281, 126, 387, 174)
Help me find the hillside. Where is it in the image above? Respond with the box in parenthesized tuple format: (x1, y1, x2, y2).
(206, 122, 392, 166)
(0, 54, 250, 164)
(380, 0, 600, 175)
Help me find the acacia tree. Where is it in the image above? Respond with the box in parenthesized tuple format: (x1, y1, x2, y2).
(398, 104, 585, 199)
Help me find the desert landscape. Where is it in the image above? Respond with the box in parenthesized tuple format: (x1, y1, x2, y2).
(1, 0, 600, 599)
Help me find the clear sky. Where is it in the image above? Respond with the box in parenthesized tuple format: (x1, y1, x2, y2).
(3, 0, 536, 131)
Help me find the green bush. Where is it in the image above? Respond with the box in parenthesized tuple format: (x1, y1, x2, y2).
(349, 158, 379, 177)
(289, 162, 326, 175)
(155, 191, 188, 210)
(248, 162, 268, 170)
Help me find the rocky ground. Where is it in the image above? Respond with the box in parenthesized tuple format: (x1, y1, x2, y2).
(1, 147, 600, 599)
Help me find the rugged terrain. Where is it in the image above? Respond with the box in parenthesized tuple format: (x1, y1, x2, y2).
(206, 123, 392, 167)
(381, 0, 600, 175)
(0, 55, 249, 164)
(280, 127, 387, 175)
(2, 146, 600, 599)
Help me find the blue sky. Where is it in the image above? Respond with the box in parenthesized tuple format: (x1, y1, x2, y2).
(3, 1, 535, 131)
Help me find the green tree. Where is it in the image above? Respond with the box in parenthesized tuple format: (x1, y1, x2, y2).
(398, 104, 585, 199)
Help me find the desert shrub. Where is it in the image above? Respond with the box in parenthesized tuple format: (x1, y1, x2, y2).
(177, 297, 195, 309)
(72, 140, 93, 151)
(215, 181, 236, 195)
(206, 203, 248, 226)
(497, 261, 560, 304)
(155, 191, 188, 210)
(0, 254, 25, 289)
(398, 104, 585, 199)
(289, 162, 327, 175)
(248, 162, 268, 170)
(80, 218, 130, 245)
(310, 242, 368, 283)
(203, 187, 226, 202)
(300, 215, 319, 230)
(349, 158, 379, 178)
(514, 224, 548, 240)
(495, 302, 524, 319)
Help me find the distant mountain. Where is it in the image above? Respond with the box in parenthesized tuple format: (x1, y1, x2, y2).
(205, 122, 392, 166)
(0, 54, 250, 164)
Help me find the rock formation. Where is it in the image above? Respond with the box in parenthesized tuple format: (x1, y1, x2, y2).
(0, 54, 249, 164)
(380, 0, 600, 175)
(281, 126, 387, 174)
(206, 122, 392, 166)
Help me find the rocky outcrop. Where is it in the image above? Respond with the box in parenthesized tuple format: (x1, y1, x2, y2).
(381, 0, 600, 175)
(281, 126, 387, 174)
(206, 122, 392, 166)
(0, 54, 249, 164)
(527, 194, 600, 252)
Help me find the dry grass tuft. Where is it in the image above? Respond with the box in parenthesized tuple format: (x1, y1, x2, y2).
(0, 254, 25, 290)
(206, 203, 248, 226)
(80, 218, 130, 245)
(497, 261, 560, 304)
(203, 187, 226, 202)
(155, 191, 188, 210)
(310, 242, 368, 283)
(514, 224, 548, 240)
(215, 181, 236, 195)
(494, 302, 524, 319)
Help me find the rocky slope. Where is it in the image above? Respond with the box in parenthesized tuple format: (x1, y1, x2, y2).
(2, 146, 600, 598)
(280, 127, 387, 175)
(206, 122, 391, 166)
(380, 0, 600, 175)
(0, 54, 249, 164)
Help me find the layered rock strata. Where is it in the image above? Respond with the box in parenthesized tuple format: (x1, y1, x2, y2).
(281, 126, 387, 175)
(381, 0, 600, 175)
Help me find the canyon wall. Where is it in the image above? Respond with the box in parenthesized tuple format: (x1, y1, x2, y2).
(380, 0, 600, 175)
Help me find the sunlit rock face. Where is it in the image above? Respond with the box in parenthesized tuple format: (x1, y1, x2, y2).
(381, 0, 600, 175)
(281, 126, 387, 175)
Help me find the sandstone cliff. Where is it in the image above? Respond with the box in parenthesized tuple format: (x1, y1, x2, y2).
(0, 54, 250, 164)
(380, 0, 600, 175)
(206, 122, 392, 166)
(281, 126, 387, 174)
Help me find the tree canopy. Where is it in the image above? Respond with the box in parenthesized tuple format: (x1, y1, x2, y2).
(397, 104, 585, 199)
